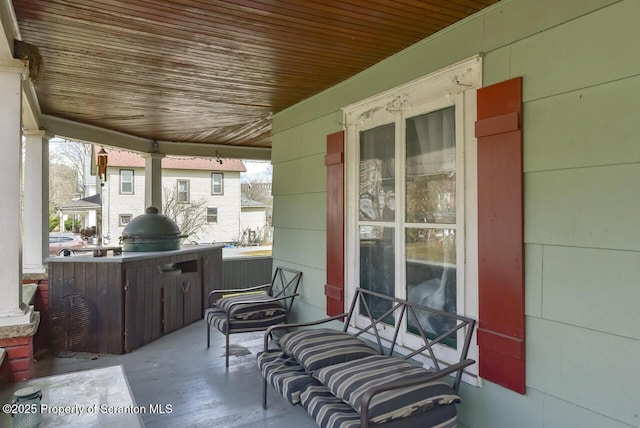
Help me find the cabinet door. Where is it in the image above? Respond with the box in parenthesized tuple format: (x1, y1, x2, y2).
(162, 276, 184, 335)
(181, 272, 202, 325)
(200, 249, 222, 311)
(124, 262, 163, 352)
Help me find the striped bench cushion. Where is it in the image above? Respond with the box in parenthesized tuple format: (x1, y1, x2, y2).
(300, 385, 360, 428)
(205, 308, 286, 333)
(278, 329, 378, 373)
(257, 351, 322, 405)
(314, 355, 460, 424)
(300, 384, 457, 428)
(217, 294, 286, 320)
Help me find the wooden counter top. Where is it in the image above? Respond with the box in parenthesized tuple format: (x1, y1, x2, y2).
(47, 244, 224, 263)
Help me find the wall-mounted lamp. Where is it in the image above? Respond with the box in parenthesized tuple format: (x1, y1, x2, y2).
(97, 148, 108, 181)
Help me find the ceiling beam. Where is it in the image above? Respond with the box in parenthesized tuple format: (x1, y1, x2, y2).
(41, 114, 271, 161)
(21, 79, 41, 131)
(0, 0, 18, 59)
(1, 1, 41, 131)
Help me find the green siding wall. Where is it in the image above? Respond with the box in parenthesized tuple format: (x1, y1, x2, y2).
(271, 0, 640, 426)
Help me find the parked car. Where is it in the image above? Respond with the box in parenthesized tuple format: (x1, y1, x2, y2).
(49, 233, 87, 255)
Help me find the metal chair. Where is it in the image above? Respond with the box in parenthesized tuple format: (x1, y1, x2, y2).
(205, 266, 302, 367)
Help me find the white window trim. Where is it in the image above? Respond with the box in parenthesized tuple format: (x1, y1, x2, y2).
(342, 55, 482, 384)
(119, 214, 132, 227)
(119, 169, 134, 195)
(177, 179, 190, 203)
(212, 173, 224, 195)
(207, 207, 218, 223)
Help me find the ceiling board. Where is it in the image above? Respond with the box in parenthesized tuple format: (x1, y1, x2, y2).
(12, 0, 498, 150)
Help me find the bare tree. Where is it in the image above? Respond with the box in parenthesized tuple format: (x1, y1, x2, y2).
(242, 181, 272, 204)
(162, 186, 208, 239)
(49, 163, 79, 210)
(50, 139, 93, 197)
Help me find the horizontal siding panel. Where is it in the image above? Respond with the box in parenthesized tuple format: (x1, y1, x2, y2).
(457, 381, 543, 428)
(298, 154, 327, 194)
(524, 75, 640, 172)
(525, 164, 640, 250)
(293, 266, 325, 305)
(524, 244, 543, 318)
(272, 193, 325, 231)
(542, 246, 640, 340)
(481, 0, 620, 53)
(271, 159, 297, 196)
(271, 228, 325, 271)
(271, 128, 303, 164)
(511, 0, 640, 102)
(543, 394, 636, 428)
(287, 301, 333, 326)
(272, 155, 324, 195)
(482, 46, 512, 86)
(527, 317, 640, 426)
(298, 193, 326, 231)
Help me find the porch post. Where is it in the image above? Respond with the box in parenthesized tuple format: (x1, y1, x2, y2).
(23, 130, 51, 274)
(144, 153, 164, 212)
(0, 59, 34, 327)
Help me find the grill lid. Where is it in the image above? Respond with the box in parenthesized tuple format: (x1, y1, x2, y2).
(122, 206, 181, 239)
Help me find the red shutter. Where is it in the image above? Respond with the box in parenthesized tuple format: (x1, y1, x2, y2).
(475, 77, 525, 394)
(325, 131, 345, 316)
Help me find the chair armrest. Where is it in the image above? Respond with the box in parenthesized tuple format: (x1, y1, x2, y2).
(262, 313, 349, 352)
(359, 358, 476, 428)
(207, 283, 271, 307)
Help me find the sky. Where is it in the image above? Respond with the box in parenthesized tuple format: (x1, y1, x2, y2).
(241, 160, 272, 183)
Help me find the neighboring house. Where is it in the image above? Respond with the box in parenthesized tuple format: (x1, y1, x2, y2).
(271, 2, 640, 428)
(100, 150, 246, 244)
(239, 196, 270, 245)
(57, 194, 101, 238)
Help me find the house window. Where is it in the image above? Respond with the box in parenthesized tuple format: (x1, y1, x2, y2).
(120, 169, 134, 194)
(207, 207, 218, 223)
(177, 179, 190, 203)
(119, 214, 132, 226)
(343, 56, 481, 373)
(211, 173, 223, 195)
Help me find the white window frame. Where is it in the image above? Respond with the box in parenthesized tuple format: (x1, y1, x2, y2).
(211, 173, 224, 195)
(177, 179, 190, 203)
(119, 214, 132, 226)
(119, 169, 134, 194)
(342, 55, 482, 382)
(206, 207, 218, 223)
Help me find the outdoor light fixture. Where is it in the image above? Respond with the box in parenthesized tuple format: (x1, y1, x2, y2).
(97, 148, 108, 181)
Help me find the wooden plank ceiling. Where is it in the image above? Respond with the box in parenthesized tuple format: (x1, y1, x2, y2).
(13, 0, 498, 149)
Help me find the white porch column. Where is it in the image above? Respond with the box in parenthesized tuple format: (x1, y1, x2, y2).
(144, 153, 164, 212)
(0, 59, 33, 326)
(23, 130, 51, 274)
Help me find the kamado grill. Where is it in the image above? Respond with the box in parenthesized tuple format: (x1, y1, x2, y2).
(121, 206, 186, 252)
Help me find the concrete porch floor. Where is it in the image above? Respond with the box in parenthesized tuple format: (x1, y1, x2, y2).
(29, 320, 317, 427)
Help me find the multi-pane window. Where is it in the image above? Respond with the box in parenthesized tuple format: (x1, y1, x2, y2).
(120, 169, 134, 194)
(212, 173, 223, 195)
(356, 108, 460, 335)
(207, 207, 218, 223)
(119, 214, 132, 226)
(344, 56, 481, 369)
(177, 179, 190, 203)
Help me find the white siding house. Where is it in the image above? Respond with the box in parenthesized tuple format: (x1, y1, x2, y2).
(100, 150, 246, 244)
(239, 196, 270, 245)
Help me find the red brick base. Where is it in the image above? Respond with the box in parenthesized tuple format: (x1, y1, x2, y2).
(0, 335, 34, 382)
